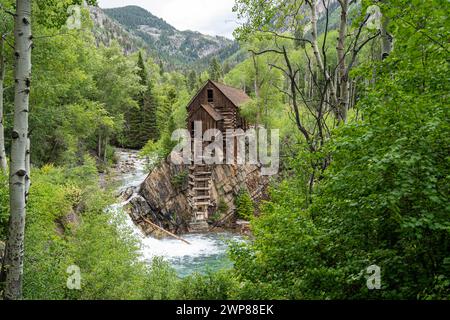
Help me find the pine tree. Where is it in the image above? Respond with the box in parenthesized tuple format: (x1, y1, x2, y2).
(223, 61, 231, 75)
(208, 57, 223, 81)
(187, 70, 197, 92)
(157, 86, 176, 135)
(141, 80, 159, 142)
(235, 189, 254, 221)
(123, 51, 159, 148)
(158, 59, 164, 76)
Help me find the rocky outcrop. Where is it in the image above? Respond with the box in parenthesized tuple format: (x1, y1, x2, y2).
(126, 160, 271, 234)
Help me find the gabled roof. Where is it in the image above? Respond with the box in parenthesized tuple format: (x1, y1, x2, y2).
(199, 104, 224, 121)
(186, 80, 251, 111)
(210, 80, 251, 107)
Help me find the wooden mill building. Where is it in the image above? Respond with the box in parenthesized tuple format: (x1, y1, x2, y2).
(186, 80, 251, 231)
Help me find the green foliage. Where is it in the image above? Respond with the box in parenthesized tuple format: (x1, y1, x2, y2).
(3, 0, 448, 302)
(160, 114, 178, 155)
(235, 189, 254, 221)
(223, 35, 286, 128)
(34, 0, 97, 29)
(140, 139, 165, 163)
(140, 111, 180, 170)
(1, 155, 241, 300)
(210, 197, 229, 223)
(3, 15, 143, 166)
(0, 156, 149, 300)
(171, 170, 188, 190)
(208, 57, 223, 81)
(140, 257, 180, 300)
(230, 178, 318, 299)
(20, 158, 129, 299)
(122, 52, 160, 148)
(177, 270, 238, 300)
(187, 70, 199, 92)
(229, 0, 450, 300)
(65, 209, 146, 300)
(104, 5, 173, 31)
(217, 197, 229, 216)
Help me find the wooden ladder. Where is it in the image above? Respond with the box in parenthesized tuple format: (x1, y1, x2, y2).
(188, 162, 212, 225)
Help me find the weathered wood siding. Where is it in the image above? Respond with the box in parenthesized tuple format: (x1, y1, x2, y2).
(190, 105, 220, 133)
(187, 82, 247, 133)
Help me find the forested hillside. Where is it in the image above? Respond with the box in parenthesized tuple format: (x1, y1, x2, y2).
(0, 0, 448, 301)
(90, 5, 150, 55)
(101, 5, 240, 69)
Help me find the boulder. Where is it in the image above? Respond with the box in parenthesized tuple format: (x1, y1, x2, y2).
(126, 195, 151, 222)
(121, 186, 135, 201)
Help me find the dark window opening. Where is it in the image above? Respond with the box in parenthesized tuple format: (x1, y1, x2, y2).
(207, 89, 214, 103)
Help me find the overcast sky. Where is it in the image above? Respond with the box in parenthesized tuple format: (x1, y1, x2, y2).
(97, 0, 239, 39)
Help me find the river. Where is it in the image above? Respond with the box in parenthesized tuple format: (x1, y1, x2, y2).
(108, 149, 243, 277)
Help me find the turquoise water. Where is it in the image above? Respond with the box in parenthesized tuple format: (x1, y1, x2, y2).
(113, 149, 244, 277)
(139, 232, 243, 277)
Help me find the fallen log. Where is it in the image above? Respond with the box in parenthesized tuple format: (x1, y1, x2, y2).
(209, 211, 235, 232)
(142, 217, 191, 245)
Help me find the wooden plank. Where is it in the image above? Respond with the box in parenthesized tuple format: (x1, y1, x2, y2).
(142, 218, 191, 245)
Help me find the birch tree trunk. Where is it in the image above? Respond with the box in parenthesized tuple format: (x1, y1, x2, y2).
(337, 0, 349, 122)
(3, 0, 32, 300)
(25, 137, 30, 198)
(307, 0, 338, 111)
(252, 54, 261, 127)
(380, 15, 392, 60)
(0, 35, 7, 172)
(308, 0, 325, 72)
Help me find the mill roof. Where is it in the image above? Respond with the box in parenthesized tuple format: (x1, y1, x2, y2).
(209, 80, 251, 107)
(186, 80, 251, 110)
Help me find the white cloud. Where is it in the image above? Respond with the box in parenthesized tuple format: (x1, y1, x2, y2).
(97, 0, 239, 38)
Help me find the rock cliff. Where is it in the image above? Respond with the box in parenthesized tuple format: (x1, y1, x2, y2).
(125, 160, 271, 235)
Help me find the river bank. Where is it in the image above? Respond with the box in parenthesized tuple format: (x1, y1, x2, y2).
(106, 148, 246, 277)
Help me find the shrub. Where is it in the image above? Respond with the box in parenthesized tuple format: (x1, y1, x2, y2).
(235, 189, 254, 221)
(177, 270, 238, 300)
(171, 170, 188, 190)
(141, 257, 180, 300)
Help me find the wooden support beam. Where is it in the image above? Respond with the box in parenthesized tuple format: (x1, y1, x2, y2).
(142, 217, 191, 245)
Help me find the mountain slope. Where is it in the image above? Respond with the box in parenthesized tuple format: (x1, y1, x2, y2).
(95, 5, 239, 69)
(90, 6, 150, 55)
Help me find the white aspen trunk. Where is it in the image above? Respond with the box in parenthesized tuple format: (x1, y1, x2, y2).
(0, 35, 7, 172)
(25, 137, 30, 197)
(307, 0, 338, 111)
(3, 0, 32, 300)
(380, 16, 392, 60)
(252, 54, 261, 127)
(309, 0, 325, 72)
(337, 0, 349, 122)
